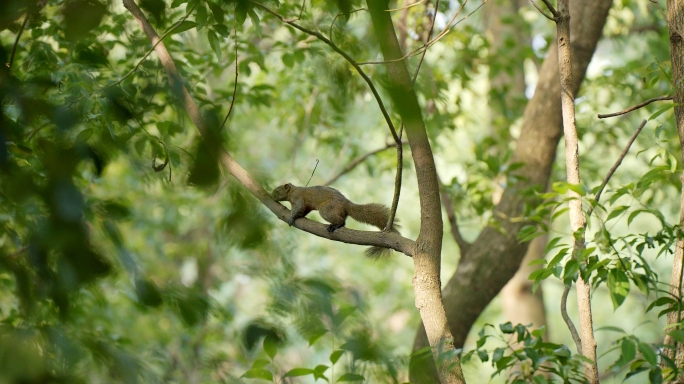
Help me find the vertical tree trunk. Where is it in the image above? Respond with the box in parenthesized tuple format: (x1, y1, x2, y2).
(662, 0, 684, 381)
(554, 0, 598, 381)
(484, 0, 549, 338)
(366, 0, 464, 382)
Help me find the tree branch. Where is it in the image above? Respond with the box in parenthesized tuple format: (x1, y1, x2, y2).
(528, 0, 556, 21)
(121, 0, 417, 257)
(323, 141, 407, 186)
(220, 6, 239, 132)
(7, 14, 28, 71)
(592, 119, 647, 208)
(597, 95, 673, 118)
(438, 181, 470, 254)
(560, 284, 582, 354)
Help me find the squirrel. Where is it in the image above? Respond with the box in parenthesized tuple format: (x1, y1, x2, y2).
(271, 183, 400, 258)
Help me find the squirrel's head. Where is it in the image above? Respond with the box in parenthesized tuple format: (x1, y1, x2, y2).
(272, 183, 293, 201)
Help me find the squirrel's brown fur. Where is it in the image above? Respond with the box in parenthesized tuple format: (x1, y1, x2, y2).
(272, 183, 400, 258)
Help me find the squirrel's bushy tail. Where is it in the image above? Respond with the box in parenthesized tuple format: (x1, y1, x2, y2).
(347, 203, 400, 259)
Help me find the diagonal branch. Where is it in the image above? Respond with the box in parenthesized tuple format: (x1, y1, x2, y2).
(121, 0, 416, 257)
(8, 14, 28, 71)
(597, 95, 673, 118)
(528, 0, 555, 21)
(592, 119, 647, 206)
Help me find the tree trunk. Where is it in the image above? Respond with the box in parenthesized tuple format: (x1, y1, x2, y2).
(366, 0, 464, 382)
(661, 0, 684, 381)
(484, 0, 549, 340)
(554, 0, 598, 380)
(410, 1, 613, 381)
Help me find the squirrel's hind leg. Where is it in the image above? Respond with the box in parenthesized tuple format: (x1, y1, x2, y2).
(319, 203, 346, 233)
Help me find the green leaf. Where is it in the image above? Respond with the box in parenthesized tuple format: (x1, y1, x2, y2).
(308, 328, 328, 345)
(563, 259, 579, 281)
(208, 1, 225, 23)
(75, 128, 93, 143)
(333, 305, 356, 328)
(649, 366, 663, 384)
(330, 350, 344, 364)
(214, 24, 230, 37)
(606, 205, 629, 222)
(337, 373, 364, 382)
(264, 334, 278, 359)
(647, 296, 676, 313)
(195, 4, 208, 29)
(499, 322, 514, 334)
(248, 9, 261, 36)
(252, 359, 269, 369)
(236, 2, 248, 25)
(207, 30, 222, 61)
(517, 225, 542, 242)
(595, 326, 626, 333)
(544, 237, 562, 253)
(282, 53, 294, 68)
(171, 0, 188, 7)
(172, 21, 198, 34)
(668, 330, 684, 343)
(649, 102, 675, 120)
(621, 338, 637, 363)
(283, 368, 314, 378)
(241, 368, 273, 381)
(608, 269, 630, 309)
(639, 342, 657, 366)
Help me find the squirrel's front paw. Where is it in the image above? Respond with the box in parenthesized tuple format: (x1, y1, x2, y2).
(287, 218, 295, 226)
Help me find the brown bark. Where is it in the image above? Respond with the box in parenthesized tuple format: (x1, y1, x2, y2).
(366, 0, 464, 382)
(501, 235, 548, 336)
(662, 0, 684, 380)
(554, 0, 598, 380)
(410, 1, 613, 382)
(484, 0, 549, 338)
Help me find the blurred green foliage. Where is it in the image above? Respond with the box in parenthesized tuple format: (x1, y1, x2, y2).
(0, 0, 682, 382)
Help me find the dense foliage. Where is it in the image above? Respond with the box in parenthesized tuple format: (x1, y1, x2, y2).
(1, 0, 682, 382)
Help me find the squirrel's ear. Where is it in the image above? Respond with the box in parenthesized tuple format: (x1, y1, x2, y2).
(285, 183, 292, 190)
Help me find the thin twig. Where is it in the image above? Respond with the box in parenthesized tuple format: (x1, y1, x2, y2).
(251, 0, 400, 144)
(540, 0, 559, 16)
(357, 0, 474, 66)
(220, 5, 239, 131)
(592, 119, 647, 208)
(439, 181, 470, 253)
(305, 159, 319, 187)
(528, 0, 555, 21)
(387, 0, 426, 12)
(8, 14, 28, 70)
(6, 246, 29, 259)
(597, 95, 673, 118)
(561, 285, 583, 354)
(386, 126, 403, 231)
(411, 0, 440, 84)
(323, 141, 407, 186)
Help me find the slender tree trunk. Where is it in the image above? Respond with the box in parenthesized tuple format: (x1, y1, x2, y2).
(662, 0, 684, 381)
(366, 0, 464, 382)
(554, 0, 599, 381)
(410, 1, 613, 381)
